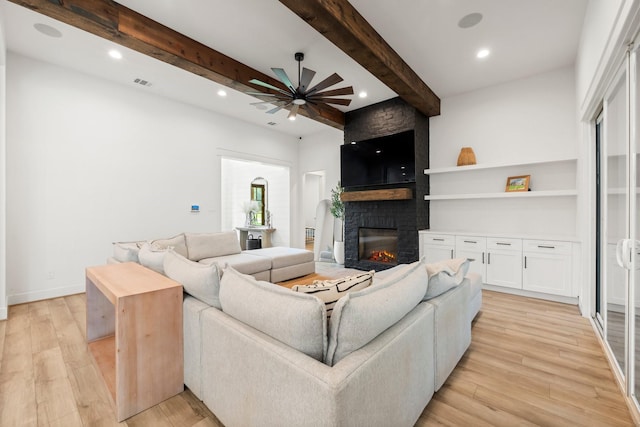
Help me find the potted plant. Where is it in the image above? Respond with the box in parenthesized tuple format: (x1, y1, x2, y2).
(330, 183, 345, 265)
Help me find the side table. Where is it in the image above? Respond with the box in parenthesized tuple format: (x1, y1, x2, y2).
(86, 262, 183, 421)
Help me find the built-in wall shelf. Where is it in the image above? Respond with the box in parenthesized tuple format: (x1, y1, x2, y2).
(424, 189, 578, 201)
(423, 157, 577, 175)
(342, 188, 413, 202)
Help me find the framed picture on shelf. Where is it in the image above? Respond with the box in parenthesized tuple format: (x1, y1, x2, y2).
(505, 175, 530, 192)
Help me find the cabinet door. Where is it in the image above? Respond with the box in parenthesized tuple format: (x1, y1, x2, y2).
(456, 236, 486, 282)
(522, 240, 573, 297)
(486, 238, 522, 289)
(423, 245, 454, 263)
(421, 234, 455, 263)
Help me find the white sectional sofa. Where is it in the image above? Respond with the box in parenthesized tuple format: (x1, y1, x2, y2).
(176, 256, 481, 427)
(110, 230, 315, 282)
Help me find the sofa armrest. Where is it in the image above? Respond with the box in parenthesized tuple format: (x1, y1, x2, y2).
(200, 303, 435, 427)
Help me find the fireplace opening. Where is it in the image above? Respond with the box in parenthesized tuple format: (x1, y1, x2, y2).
(358, 228, 398, 265)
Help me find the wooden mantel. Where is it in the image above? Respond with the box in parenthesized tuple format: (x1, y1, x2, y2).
(341, 188, 413, 202)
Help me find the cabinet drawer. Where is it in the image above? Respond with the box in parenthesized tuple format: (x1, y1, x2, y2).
(456, 236, 486, 250)
(423, 234, 455, 246)
(523, 239, 572, 255)
(487, 237, 522, 251)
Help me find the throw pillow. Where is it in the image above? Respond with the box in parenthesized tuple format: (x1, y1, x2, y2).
(163, 249, 222, 309)
(112, 241, 142, 263)
(138, 242, 168, 275)
(219, 266, 327, 362)
(151, 233, 188, 258)
(185, 231, 241, 261)
(326, 262, 428, 366)
(424, 258, 470, 300)
(291, 271, 374, 319)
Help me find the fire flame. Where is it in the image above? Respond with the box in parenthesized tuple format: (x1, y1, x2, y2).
(368, 250, 397, 263)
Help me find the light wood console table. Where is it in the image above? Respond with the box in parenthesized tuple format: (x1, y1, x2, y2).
(86, 262, 184, 421)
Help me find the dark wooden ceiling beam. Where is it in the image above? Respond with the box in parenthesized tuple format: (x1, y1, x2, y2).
(8, 0, 346, 129)
(278, 0, 440, 117)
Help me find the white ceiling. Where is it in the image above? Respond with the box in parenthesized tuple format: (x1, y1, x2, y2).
(2, 0, 588, 137)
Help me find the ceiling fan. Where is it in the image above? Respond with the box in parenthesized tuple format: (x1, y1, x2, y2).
(247, 52, 354, 120)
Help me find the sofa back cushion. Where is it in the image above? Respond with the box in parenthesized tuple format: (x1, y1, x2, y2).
(326, 260, 428, 366)
(291, 271, 374, 320)
(138, 242, 168, 275)
(112, 241, 142, 263)
(219, 266, 327, 361)
(163, 250, 222, 309)
(425, 258, 470, 300)
(185, 231, 241, 261)
(151, 233, 188, 258)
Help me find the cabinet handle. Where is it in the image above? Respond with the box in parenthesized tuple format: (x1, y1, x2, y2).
(488, 253, 491, 264)
(451, 249, 454, 259)
(524, 256, 527, 269)
(496, 242, 511, 246)
(538, 245, 555, 249)
(482, 252, 485, 264)
(433, 238, 445, 241)
(464, 240, 477, 244)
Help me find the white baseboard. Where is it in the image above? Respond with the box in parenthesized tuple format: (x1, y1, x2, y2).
(0, 306, 6, 320)
(7, 283, 85, 306)
(482, 283, 579, 305)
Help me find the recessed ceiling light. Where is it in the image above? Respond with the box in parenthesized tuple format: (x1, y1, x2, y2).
(351, 141, 357, 145)
(255, 104, 268, 111)
(109, 49, 123, 60)
(476, 49, 490, 59)
(33, 23, 62, 38)
(288, 115, 296, 121)
(217, 89, 227, 97)
(376, 150, 382, 154)
(358, 91, 367, 98)
(458, 13, 483, 29)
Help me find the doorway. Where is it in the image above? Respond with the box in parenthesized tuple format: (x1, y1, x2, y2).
(303, 171, 325, 251)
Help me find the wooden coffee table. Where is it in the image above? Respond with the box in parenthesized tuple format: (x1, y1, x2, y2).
(86, 262, 183, 421)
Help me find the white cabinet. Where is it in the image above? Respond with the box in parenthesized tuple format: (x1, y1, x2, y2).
(418, 231, 578, 300)
(455, 236, 487, 282)
(522, 240, 572, 296)
(486, 238, 522, 289)
(421, 234, 455, 264)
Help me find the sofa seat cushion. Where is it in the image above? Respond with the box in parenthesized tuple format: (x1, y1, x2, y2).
(248, 247, 314, 269)
(164, 250, 222, 308)
(219, 266, 327, 361)
(199, 253, 271, 275)
(185, 231, 241, 261)
(326, 260, 428, 366)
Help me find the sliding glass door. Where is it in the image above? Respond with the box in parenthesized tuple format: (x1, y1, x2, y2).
(597, 36, 640, 408)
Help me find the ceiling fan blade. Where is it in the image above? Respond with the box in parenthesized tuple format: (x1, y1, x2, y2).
(299, 67, 316, 92)
(266, 102, 292, 114)
(250, 100, 287, 106)
(306, 73, 344, 95)
(245, 92, 290, 98)
(311, 97, 352, 106)
(302, 103, 319, 118)
(248, 79, 292, 96)
(271, 68, 296, 93)
(287, 104, 300, 120)
(312, 86, 354, 97)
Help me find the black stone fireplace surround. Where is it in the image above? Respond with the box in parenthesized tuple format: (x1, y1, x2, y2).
(343, 97, 430, 272)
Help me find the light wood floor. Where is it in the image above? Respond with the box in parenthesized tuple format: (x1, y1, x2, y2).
(0, 278, 634, 425)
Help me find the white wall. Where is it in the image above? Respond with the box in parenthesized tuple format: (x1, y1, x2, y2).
(428, 67, 579, 237)
(0, 6, 7, 320)
(6, 52, 300, 304)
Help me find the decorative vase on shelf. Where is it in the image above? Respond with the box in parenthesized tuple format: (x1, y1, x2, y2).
(457, 147, 477, 166)
(333, 241, 345, 265)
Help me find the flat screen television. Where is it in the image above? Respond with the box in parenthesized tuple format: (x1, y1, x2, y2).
(340, 130, 415, 189)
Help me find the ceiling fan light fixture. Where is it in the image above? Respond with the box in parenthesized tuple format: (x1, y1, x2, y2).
(293, 98, 306, 105)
